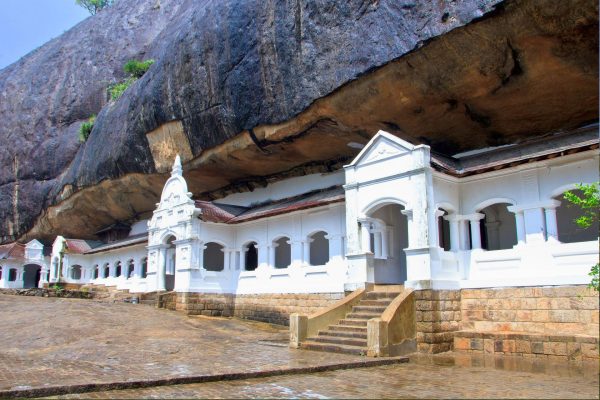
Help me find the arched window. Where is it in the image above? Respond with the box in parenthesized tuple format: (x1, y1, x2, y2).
(437, 209, 451, 251)
(103, 263, 110, 278)
(478, 203, 517, 250)
(127, 260, 135, 279)
(70, 265, 82, 280)
(274, 237, 291, 269)
(204, 242, 224, 271)
(141, 258, 148, 278)
(309, 231, 329, 266)
(244, 242, 258, 271)
(115, 261, 122, 277)
(8, 268, 17, 281)
(93, 265, 99, 279)
(555, 189, 599, 243)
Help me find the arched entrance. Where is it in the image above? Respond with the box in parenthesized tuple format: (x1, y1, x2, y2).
(364, 203, 408, 284)
(164, 235, 177, 291)
(23, 264, 42, 288)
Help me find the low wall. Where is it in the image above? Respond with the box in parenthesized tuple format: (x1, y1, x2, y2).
(0, 288, 93, 299)
(163, 292, 345, 326)
(461, 286, 599, 336)
(414, 289, 462, 353)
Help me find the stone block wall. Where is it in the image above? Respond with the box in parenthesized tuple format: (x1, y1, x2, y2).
(163, 292, 344, 326)
(461, 286, 599, 336)
(414, 289, 461, 353)
(454, 331, 599, 361)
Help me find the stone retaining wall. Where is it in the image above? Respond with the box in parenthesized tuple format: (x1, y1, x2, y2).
(415, 289, 461, 353)
(454, 331, 599, 361)
(0, 288, 93, 299)
(461, 286, 599, 336)
(163, 292, 345, 326)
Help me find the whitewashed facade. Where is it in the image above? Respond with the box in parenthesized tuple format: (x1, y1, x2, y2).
(3, 129, 598, 294)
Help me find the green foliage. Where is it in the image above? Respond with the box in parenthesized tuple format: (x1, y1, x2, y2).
(78, 115, 96, 142)
(124, 59, 155, 79)
(50, 284, 64, 294)
(75, 0, 114, 15)
(563, 182, 599, 291)
(563, 182, 599, 229)
(108, 77, 136, 101)
(107, 59, 154, 101)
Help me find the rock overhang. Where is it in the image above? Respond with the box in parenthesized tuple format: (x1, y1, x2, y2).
(0, 0, 597, 244)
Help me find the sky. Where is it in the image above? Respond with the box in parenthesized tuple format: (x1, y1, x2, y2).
(0, 0, 90, 70)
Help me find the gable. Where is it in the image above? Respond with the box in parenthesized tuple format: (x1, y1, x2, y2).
(349, 130, 416, 167)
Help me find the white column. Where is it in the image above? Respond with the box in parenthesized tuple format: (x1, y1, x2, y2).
(360, 221, 372, 254)
(239, 247, 246, 271)
(524, 207, 546, 244)
(381, 228, 389, 259)
(326, 234, 344, 264)
(302, 240, 311, 266)
(156, 247, 166, 291)
(290, 240, 303, 268)
(445, 215, 460, 252)
(257, 244, 269, 270)
(469, 214, 485, 250)
(459, 219, 470, 250)
(223, 249, 231, 271)
(373, 232, 382, 258)
(544, 201, 560, 242)
(513, 209, 526, 245)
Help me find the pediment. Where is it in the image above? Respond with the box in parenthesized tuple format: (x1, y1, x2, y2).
(349, 130, 416, 167)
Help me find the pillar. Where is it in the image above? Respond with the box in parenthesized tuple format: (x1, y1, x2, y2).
(459, 219, 470, 250)
(360, 221, 371, 253)
(445, 215, 460, 252)
(544, 201, 560, 242)
(380, 228, 389, 259)
(513, 210, 526, 245)
(469, 214, 485, 250)
(156, 247, 166, 291)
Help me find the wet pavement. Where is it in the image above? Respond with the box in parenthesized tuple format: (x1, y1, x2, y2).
(51, 353, 599, 399)
(0, 294, 373, 394)
(1, 294, 598, 399)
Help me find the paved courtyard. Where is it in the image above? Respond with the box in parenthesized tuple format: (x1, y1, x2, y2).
(53, 357, 599, 399)
(0, 294, 598, 399)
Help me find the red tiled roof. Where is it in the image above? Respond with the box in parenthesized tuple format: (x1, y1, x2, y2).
(194, 186, 345, 225)
(194, 201, 240, 223)
(0, 242, 25, 260)
(64, 239, 99, 254)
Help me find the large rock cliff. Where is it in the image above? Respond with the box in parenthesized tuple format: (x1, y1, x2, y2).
(0, 0, 597, 243)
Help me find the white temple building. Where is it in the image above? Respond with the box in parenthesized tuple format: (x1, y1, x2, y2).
(1, 126, 598, 296)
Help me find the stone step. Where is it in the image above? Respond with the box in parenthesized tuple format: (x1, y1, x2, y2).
(300, 340, 366, 356)
(346, 312, 381, 320)
(364, 291, 401, 300)
(329, 324, 368, 333)
(358, 299, 394, 307)
(338, 318, 369, 327)
(318, 329, 367, 340)
(310, 335, 367, 347)
(352, 305, 387, 313)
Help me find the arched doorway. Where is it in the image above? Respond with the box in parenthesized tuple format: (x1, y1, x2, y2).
(365, 203, 408, 283)
(164, 236, 176, 291)
(478, 203, 517, 250)
(23, 264, 42, 288)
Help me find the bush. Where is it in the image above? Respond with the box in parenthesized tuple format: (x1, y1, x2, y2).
(108, 77, 136, 101)
(107, 59, 154, 101)
(78, 115, 96, 142)
(563, 182, 599, 291)
(124, 59, 155, 79)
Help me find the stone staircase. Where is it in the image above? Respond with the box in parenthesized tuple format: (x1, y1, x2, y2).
(300, 288, 402, 355)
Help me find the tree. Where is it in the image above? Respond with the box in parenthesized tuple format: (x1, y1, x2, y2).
(75, 0, 114, 15)
(563, 182, 599, 291)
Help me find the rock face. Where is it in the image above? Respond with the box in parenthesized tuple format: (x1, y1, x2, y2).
(0, 0, 597, 243)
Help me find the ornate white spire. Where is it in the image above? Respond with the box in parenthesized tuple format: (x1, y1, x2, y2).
(171, 154, 182, 176)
